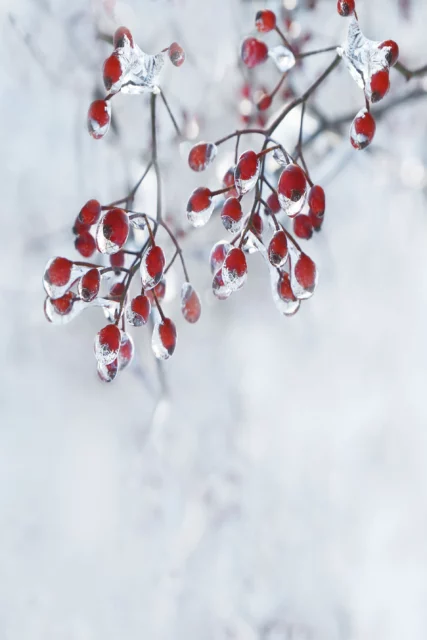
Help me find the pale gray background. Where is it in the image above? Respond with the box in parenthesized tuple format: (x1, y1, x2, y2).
(1, 0, 427, 638)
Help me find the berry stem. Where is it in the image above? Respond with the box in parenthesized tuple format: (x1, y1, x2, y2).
(151, 92, 163, 225)
(152, 291, 166, 321)
(274, 26, 296, 56)
(394, 61, 427, 81)
(296, 46, 338, 60)
(159, 89, 182, 137)
(214, 128, 266, 146)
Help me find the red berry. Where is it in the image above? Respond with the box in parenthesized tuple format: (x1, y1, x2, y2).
(47, 257, 73, 286)
(127, 295, 151, 326)
(103, 52, 123, 92)
(118, 332, 134, 370)
(255, 10, 276, 33)
(241, 37, 269, 69)
(257, 93, 272, 111)
(49, 292, 75, 316)
(109, 282, 126, 298)
(350, 108, 376, 150)
(142, 245, 165, 288)
(110, 251, 125, 270)
(79, 268, 100, 302)
(277, 273, 296, 302)
(268, 230, 288, 267)
(87, 100, 111, 140)
(222, 247, 247, 290)
(73, 217, 90, 235)
(368, 69, 390, 103)
(168, 42, 186, 67)
(278, 164, 307, 202)
(293, 215, 313, 240)
(79, 199, 101, 226)
(209, 241, 232, 274)
(337, 0, 355, 16)
(294, 254, 317, 290)
(95, 324, 121, 365)
(50, 292, 74, 315)
(307, 185, 325, 218)
(221, 197, 243, 232)
(181, 283, 201, 324)
(187, 187, 213, 227)
(153, 318, 177, 359)
(223, 167, 238, 198)
(146, 278, 166, 305)
(235, 151, 260, 194)
(75, 232, 96, 258)
(251, 212, 263, 236)
(266, 192, 281, 214)
(309, 210, 324, 232)
(113, 26, 134, 49)
(96, 208, 129, 254)
(188, 142, 217, 172)
(379, 40, 399, 67)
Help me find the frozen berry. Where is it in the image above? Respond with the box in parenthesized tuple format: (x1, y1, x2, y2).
(241, 37, 269, 69)
(47, 257, 73, 287)
(94, 324, 121, 365)
(75, 232, 96, 258)
(96, 208, 129, 254)
(350, 108, 376, 150)
(188, 142, 217, 172)
(379, 40, 399, 67)
(141, 245, 165, 290)
(266, 192, 281, 214)
(87, 100, 111, 140)
(337, 0, 355, 16)
(113, 26, 134, 49)
(152, 318, 177, 359)
(181, 283, 201, 324)
(221, 197, 243, 232)
(268, 230, 288, 267)
(278, 164, 307, 202)
(168, 42, 186, 67)
(103, 52, 123, 92)
(307, 185, 325, 218)
(255, 10, 276, 33)
(293, 215, 313, 240)
(368, 69, 390, 103)
(78, 268, 100, 302)
(127, 295, 151, 326)
(79, 199, 101, 226)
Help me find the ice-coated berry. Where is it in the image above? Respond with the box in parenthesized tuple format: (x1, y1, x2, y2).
(293, 215, 313, 240)
(188, 142, 217, 172)
(94, 324, 121, 365)
(337, 0, 355, 16)
(140, 245, 165, 290)
(255, 10, 276, 33)
(87, 100, 111, 140)
(103, 52, 123, 92)
(75, 232, 96, 258)
(221, 197, 243, 232)
(126, 295, 151, 326)
(268, 230, 288, 267)
(307, 185, 325, 218)
(168, 42, 186, 67)
(181, 283, 201, 324)
(350, 108, 376, 150)
(379, 40, 399, 67)
(152, 318, 177, 360)
(241, 37, 269, 69)
(187, 187, 213, 227)
(96, 208, 129, 254)
(222, 247, 247, 291)
(79, 199, 101, 226)
(113, 26, 134, 49)
(78, 268, 100, 302)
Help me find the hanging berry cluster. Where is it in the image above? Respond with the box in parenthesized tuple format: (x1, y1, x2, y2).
(43, 27, 199, 383)
(185, 3, 401, 315)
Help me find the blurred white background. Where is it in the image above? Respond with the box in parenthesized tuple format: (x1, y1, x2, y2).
(1, 0, 427, 637)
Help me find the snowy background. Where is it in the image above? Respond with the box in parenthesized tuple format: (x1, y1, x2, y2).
(1, 0, 427, 637)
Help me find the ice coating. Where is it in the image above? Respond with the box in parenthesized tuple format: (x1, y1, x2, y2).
(97, 360, 118, 383)
(129, 214, 147, 230)
(234, 159, 260, 196)
(140, 245, 165, 290)
(117, 44, 166, 95)
(288, 242, 318, 300)
(273, 146, 290, 168)
(209, 241, 233, 274)
(43, 258, 89, 300)
(94, 325, 121, 365)
(187, 199, 214, 228)
(95, 209, 129, 255)
(212, 270, 232, 300)
(118, 332, 134, 370)
(270, 268, 301, 316)
(44, 294, 118, 325)
(268, 45, 296, 73)
(152, 319, 177, 360)
(337, 17, 389, 93)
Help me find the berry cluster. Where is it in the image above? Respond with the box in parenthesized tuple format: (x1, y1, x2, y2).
(186, 139, 322, 316)
(337, 2, 399, 149)
(44, 27, 199, 383)
(87, 26, 185, 141)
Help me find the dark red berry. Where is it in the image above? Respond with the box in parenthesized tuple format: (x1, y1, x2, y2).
(79, 268, 100, 302)
(129, 295, 151, 326)
(255, 10, 276, 33)
(103, 52, 123, 91)
(307, 185, 325, 218)
(241, 37, 269, 69)
(79, 199, 101, 226)
(266, 192, 281, 214)
(350, 108, 376, 150)
(235, 151, 259, 181)
(110, 251, 125, 270)
(145, 245, 165, 280)
(188, 142, 217, 172)
(379, 40, 399, 67)
(97, 208, 129, 253)
(368, 69, 390, 103)
(87, 100, 111, 140)
(309, 210, 324, 232)
(293, 215, 313, 240)
(47, 257, 73, 286)
(95, 324, 121, 363)
(337, 0, 355, 16)
(295, 254, 317, 290)
(51, 292, 75, 315)
(268, 230, 288, 267)
(109, 282, 126, 298)
(222, 247, 247, 285)
(75, 232, 96, 258)
(158, 319, 177, 356)
(221, 197, 243, 232)
(277, 273, 296, 302)
(73, 217, 90, 235)
(113, 26, 134, 49)
(278, 164, 307, 202)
